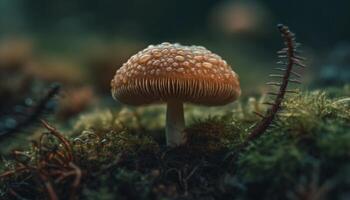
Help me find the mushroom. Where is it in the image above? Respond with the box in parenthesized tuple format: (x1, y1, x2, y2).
(111, 42, 241, 147)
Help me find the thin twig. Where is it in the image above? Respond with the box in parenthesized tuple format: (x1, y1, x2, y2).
(241, 24, 305, 149)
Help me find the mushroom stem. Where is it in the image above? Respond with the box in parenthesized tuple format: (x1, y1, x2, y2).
(166, 100, 185, 146)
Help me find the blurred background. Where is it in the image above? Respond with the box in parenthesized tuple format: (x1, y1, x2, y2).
(0, 0, 349, 133)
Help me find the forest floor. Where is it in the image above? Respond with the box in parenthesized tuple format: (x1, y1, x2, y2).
(1, 85, 349, 200)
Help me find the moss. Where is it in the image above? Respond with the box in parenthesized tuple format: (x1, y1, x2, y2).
(81, 169, 154, 200)
(229, 89, 350, 200)
(72, 109, 125, 135)
(72, 128, 159, 170)
(1, 86, 349, 199)
(185, 116, 245, 153)
(275, 91, 350, 136)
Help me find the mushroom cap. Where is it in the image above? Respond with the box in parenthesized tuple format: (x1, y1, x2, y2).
(111, 42, 241, 106)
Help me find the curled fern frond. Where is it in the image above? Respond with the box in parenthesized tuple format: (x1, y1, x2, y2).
(243, 24, 306, 147)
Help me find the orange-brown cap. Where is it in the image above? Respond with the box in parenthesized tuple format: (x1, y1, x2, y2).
(111, 42, 241, 106)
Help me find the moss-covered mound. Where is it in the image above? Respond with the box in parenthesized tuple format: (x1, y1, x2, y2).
(1, 86, 349, 200)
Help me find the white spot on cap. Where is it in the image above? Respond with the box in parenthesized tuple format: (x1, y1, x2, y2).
(161, 49, 169, 54)
(139, 54, 151, 63)
(194, 55, 203, 61)
(177, 68, 185, 72)
(177, 50, 185, 55)
(183, 61, 190, 67)
(153, 60, 160, 66)
(202, 62, 213, 69)
(175, 55, 185, 61)
(161, 42, 171, 45)
(208, 58, 218, 64)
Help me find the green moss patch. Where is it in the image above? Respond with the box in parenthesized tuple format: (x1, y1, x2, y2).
(1, 86, 349, 199)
